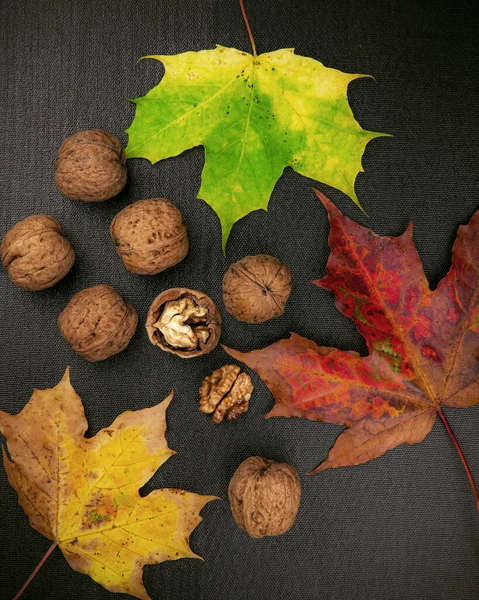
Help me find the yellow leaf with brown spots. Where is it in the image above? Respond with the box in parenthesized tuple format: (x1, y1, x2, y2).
(0, 368, 217, 600)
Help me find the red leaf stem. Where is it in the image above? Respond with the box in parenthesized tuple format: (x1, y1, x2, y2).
(13, 541, 57, 600)
(437, 407, 479, 514)
(239, 0, 257, 56)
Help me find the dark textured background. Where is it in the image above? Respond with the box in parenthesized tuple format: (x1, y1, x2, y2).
(1, 0, 478, 599)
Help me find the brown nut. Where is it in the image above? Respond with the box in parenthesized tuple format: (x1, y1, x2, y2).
(200, 365, 253, 423)
(228, 456, 301, 538)
(110, 198, 188, 275)
(222, 254, 291, 323)
(56, 130, 127, 202)
(146, 288, 221, 358)
(1, 215, 75, 291)
(58, 284, 138, 362)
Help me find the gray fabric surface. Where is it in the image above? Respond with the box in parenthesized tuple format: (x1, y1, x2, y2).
(0, 0, 478, 599)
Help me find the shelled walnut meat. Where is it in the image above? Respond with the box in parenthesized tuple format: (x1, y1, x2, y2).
(200, 365, 253, 423)
(110, 198, 188, 274)
(223, 254, 291, 323)
(56, 130, 127, 202)
(146, 288, 221, 358)
(228, 456, 301, 538)
(58, 285, 138, 362)
(1, 214, 75, 291)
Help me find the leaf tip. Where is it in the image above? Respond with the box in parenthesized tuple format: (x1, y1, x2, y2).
(138, 54, 163, 64)
(221, 226, 232, 254)
(162, 390, 175, 407)
(265, 405, 283, 419)
(206, 495, 222, 504)
(310, 278, 323, 289)
(312, 188, 336, 214)
(61, 366, 71, 384)
(308, 463, 325, 475)
(356, 199, 368, 216)
(221, 344, 243, 361)
(404, 222, 414, 238)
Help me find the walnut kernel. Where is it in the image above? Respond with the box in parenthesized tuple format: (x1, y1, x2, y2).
(58, 284, 138, 362)
(200, 365, 253, 423)
(56, 130, 127, 202)
(223, 254, 291, 323)
(110, 198, 188, 275)
(1, 215, 75, 291)
(228, 456, 301, 538)
(146, 288, 221, 358)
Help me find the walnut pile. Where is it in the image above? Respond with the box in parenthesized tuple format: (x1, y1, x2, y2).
(228, 456, 301, 538)
(146, 288, 221, 358)
(223, 254, 292, 323)
(199, 365, 253, 423)
(58, 284, 138, 361)
(110, 198, 188, 274)
(56, 130, 127, 202)
(1, 214, 75, 291)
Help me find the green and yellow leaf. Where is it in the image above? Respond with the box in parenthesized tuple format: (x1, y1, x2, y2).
(126, 46, 385, 249)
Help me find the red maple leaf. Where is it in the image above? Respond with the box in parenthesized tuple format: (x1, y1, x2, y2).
(224, 191, 479, 509)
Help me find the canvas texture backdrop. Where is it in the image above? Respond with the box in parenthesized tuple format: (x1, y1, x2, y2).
(0, 0, 478, 599)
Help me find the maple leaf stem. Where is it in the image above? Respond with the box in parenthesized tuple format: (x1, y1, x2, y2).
(12, 541, 57, 600)
(437, 407, 479, 514)
(239, 0, 257, 56)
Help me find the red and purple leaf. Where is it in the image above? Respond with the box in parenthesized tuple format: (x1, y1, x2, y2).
(224, 191, 479, 473)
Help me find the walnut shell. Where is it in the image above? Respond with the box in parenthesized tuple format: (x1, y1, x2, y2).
(146, 288, 221, 358)
(222, 254, 291, 323)
(56, 130, 127, 202)
(228, 456, 301, 538)
(110, 198, 188, 275)
(58, 285, 138, 362)
(1, 214, 75, 291)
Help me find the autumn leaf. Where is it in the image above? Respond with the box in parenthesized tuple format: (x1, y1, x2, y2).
(125, 43, 384, 249)
(224, 191, 479, 503)
(0, 369, 217, 600)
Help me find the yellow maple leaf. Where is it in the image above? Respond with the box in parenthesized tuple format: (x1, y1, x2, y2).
(0, 368, 217, 600)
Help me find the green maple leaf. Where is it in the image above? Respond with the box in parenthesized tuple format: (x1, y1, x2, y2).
(126, 45, 385, 249)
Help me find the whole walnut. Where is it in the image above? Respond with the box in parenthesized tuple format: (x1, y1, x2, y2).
(1, 215, 75, 291)
(146, 288, 221, 358)
(58, 285, 138, 362)
(110, 198, 188, 275)
(56, 130, 127, 202)
(228, 456, 301, 538)
(223, 254, 291, 323)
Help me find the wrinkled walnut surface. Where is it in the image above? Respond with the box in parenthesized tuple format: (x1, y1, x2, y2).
(146, 288, 221, 358)
(228, 456, 301, 538)
(223, 254, 291, 323)
(155, 297, 209, 349)
(56, 130, 127, 202)
(110, 198, 188, 275)
(58, 284, 138, 362)
(1, 214, 75, 291)
(200, 365, 253, 423)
